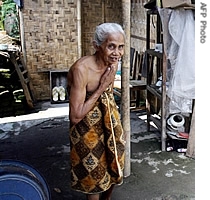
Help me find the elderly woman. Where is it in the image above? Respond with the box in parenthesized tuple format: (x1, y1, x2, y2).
(67, 23, 126, 200)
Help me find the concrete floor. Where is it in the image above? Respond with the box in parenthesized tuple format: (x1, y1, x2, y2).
(0, 101, 195, 200)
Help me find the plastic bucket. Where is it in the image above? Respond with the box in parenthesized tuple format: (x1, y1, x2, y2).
(0, 160, 51, 200)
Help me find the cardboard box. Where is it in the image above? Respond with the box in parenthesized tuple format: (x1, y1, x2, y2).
(162, 0, 193, 8)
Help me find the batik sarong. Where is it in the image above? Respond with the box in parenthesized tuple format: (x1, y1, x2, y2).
(69, 85, 125, 194)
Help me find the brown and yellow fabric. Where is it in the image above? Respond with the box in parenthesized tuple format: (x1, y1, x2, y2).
(69, 85, 125, 194)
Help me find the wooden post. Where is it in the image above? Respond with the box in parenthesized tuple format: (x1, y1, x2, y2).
(161, 52, 167, 151)
(18, 7, 27, 65)
(77, 0, 82, 58)
(122, 0, 131, 177)
(186, 105, 195, 158)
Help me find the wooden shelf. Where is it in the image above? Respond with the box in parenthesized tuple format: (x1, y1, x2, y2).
(146, 9, 167, 151)
(146, 49, 163, 59)
(146, 7, 194, 154)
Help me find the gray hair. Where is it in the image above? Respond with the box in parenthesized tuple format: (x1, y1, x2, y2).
(93, 23, 125, 46)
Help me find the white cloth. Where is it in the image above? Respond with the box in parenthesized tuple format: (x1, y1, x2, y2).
(159, 8, 195, 113)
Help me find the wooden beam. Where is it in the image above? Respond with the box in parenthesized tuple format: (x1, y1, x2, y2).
(131, 34, 155, 43)
(122, 0, 131, 178)
(186, 105, 195, 158)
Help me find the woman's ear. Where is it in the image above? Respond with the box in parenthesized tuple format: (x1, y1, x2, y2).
(92, 41, 99, 51)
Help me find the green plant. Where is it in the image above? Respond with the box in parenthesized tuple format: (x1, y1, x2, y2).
(1, 0, 16, 20)
(0, 0, 19, 38)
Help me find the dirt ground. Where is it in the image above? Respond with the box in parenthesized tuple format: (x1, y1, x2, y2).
(0, 109, 195, 200)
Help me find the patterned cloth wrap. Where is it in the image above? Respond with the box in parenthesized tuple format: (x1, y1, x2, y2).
(69, 85, 125, 194)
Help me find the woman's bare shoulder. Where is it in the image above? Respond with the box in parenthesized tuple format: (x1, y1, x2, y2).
(71, 55, 94, 72)
(68, 55, 95, 86)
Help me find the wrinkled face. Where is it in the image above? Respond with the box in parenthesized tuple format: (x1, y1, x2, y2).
(98, 32, 125, 66)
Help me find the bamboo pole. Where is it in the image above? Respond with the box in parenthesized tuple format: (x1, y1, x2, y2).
(77, 0, 82, 58)
(18, 7, 27, 65)
(121, 0, 131, 177)
(102, 0, 105, 22)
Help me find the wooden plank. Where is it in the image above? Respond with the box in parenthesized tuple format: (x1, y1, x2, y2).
(186, 105, 195, 158)
(19, 53, 36, 103)
(161, 52, 167, 151)
(131, 34, 155, 43)
(10, 52, 34, 109)
(147, 85, 161, 100)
